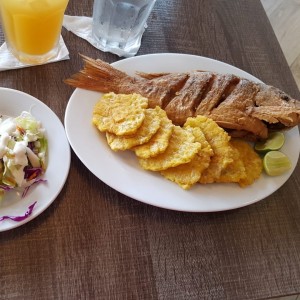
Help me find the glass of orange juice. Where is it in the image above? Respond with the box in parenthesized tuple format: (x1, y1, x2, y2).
(0, 0, 69, 64)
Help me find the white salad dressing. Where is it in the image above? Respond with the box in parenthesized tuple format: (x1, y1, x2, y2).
(0, 112, 47, 197)
(26, 147, 40, 168)
(13, 141, 28, 165)
(0, 132, 10, 159)
(0, 118, 16, 136)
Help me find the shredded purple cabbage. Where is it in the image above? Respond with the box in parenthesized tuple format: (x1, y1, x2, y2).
(24, 166, 43, 180)
(0, 185, 13, 191)
(0, 201, 37, 222)
(27, 142, 35, 150)
(21, 179, 47, 198)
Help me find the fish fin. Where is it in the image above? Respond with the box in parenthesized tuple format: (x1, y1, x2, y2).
(64, 54, 133, 93)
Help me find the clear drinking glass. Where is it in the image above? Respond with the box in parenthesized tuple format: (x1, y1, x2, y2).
(92, 0, 156, 55)
(0, 0, 69, 64)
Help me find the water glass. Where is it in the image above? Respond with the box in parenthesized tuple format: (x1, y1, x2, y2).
(92, 0, 156, 55)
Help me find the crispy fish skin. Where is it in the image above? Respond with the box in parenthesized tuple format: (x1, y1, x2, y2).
(66, 56, 300, 141)
(204, 79, 268, 139)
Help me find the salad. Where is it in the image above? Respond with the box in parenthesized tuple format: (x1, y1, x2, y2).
(0, 111, 47, 200)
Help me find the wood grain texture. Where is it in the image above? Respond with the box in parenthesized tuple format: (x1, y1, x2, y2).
(1, 1, 300, 299)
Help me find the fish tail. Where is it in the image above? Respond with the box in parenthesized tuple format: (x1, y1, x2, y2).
(64, 55, 131, 93)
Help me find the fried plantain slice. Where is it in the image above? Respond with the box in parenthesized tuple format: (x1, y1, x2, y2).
(138, 126, 201, 171)
(184, 115, 234, 184)
(230, 139, 263, 187)
(106, 107, 161, 151)
(133, 107, 173, 158)
(216, 143, 246, 183)
(92, 92, 148, 136)
(160, 127, 214, 189)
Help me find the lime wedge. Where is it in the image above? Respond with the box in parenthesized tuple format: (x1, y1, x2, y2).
(263, 151, 292, 176)
(255, 132, 285, 152)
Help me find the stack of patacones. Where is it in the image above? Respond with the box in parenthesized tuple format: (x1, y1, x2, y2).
(92, 92, 263, 189)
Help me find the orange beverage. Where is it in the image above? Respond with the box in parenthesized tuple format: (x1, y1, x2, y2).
(0, 0, 69, 64)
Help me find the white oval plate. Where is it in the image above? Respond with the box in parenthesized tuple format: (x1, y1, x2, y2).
(65, 53, 300, 212)
(0, 87, 71, 231)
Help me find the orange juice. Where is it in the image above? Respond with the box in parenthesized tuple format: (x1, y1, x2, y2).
(0, 0, 69, 63)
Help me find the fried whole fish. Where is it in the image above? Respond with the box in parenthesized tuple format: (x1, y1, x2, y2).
(65, 56, 300, 140)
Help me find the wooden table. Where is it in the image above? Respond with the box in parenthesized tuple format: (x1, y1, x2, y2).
(1, 0, 300, 299)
